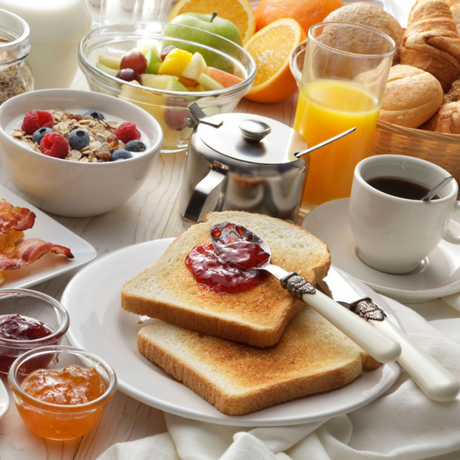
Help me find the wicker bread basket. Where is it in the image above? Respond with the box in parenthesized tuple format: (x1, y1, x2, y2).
(289, 40, 460, 184)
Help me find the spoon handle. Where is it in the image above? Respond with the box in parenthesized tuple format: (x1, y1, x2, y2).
(303, 290, 401, 363)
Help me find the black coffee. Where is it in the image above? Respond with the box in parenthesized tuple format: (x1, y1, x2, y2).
(367, 177, 440, 200)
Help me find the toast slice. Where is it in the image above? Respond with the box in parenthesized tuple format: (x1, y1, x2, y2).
(122, 211, 331, 347)
(137, 307, 381, 416)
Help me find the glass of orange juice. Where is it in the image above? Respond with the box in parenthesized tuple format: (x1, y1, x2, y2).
(294, 22, 395, 207)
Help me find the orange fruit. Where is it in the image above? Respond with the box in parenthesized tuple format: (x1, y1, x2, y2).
(255, 0, 344, 34)
(244, 18, 306, 103)
(169, 0, 256, 44)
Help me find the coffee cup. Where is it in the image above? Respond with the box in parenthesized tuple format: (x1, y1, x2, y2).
(349, 155, 460, 274)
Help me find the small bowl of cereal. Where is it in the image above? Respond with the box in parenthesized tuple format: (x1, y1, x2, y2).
(0, 89, 163, 217)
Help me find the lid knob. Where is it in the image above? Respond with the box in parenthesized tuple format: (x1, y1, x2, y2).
(239, 119, 271, 143)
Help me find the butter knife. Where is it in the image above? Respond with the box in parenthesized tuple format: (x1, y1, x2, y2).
(321, 266, 460, 402)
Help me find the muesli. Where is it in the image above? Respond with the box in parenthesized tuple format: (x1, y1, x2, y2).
(11, 109, 146, 162)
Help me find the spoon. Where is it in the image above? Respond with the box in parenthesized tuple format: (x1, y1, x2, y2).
(421, 175, 454, 201)
(210, 222, 402, 364)
(0, 377, 9, 420)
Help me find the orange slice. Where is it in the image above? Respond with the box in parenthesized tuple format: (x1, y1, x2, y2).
(243, 18, 306, 104)
(169, 0, 256, 44)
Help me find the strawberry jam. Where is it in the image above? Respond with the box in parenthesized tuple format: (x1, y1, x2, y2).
(185, 242, 268, 293)
(0, 314, 53, 340)
(0, 314, 54, 373)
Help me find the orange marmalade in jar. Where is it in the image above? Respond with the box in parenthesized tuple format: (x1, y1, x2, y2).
(8, 346, 117, 440)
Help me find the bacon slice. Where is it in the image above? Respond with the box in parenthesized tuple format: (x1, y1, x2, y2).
(0, 199, 36, 233)
(0, 238, 74, 271)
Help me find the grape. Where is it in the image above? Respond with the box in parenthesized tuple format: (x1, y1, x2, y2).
(164, 98, 189, 131)
(161, 45, 179, 61)
(120, 51, 147, 74)
(116, 68, 142, 84)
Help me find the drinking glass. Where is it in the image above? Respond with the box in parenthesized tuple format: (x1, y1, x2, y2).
(86, 0, 173, 27)
(294, 22, 395, 207)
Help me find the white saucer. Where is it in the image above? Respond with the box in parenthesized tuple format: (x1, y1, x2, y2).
(302, 198, 460, 303)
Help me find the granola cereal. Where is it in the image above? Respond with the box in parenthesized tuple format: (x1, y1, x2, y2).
(12, 109, 133, 162)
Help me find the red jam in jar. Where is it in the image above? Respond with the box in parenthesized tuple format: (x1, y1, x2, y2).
(185, 242, 268, 293)
(0, 314, 54, 373)
(0, 314, 53, 340)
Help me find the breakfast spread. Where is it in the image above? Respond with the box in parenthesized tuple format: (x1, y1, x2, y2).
(0, 199, 73, 285)
(11, 109, 147, 162)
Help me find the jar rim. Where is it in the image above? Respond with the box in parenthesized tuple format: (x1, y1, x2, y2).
(0, 8, 31, 64)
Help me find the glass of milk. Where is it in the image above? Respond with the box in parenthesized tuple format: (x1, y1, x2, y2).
(0, 0, 92, 89)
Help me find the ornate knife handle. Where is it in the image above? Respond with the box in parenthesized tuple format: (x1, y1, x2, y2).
(348, 298, 387, 322)
(280, 272, 316, 299)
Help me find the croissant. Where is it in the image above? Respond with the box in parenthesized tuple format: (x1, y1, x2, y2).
(420, 101, 460, 132)
(400, 0, 460, 92)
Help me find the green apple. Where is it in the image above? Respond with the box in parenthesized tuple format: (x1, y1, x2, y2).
(166, 78, 188, 92)
(163, 12, 243, 73)
(145, 49, 162, 74)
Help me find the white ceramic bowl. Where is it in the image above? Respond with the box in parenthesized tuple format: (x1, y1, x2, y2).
(0, 89, 163, 217)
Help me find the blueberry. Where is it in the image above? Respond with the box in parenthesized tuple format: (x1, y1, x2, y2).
(124, 139, 146, 152)
(32, 127, 54, 144)
(111, 149, 133, 161)
(83, 110, 105, 121)
(68, 129, 90, 150)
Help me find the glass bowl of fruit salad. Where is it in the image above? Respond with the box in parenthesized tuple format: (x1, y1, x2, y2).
(78, 22, 256, 154)
(0, 88, 163, 217)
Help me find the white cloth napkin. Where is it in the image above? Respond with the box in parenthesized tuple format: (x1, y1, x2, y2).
(96, 299, 460, 460)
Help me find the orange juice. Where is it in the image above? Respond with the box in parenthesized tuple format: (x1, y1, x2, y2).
(294, 79, 380, 206)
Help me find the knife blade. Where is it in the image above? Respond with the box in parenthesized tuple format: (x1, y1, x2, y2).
(321, 266, 460, 402)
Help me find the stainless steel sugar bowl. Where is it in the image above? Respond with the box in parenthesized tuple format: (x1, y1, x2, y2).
(179, 103, 309, 223)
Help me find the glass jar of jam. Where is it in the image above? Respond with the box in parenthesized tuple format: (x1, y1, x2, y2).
(0, 289, 70, 373)
(8, 345, 117, 440)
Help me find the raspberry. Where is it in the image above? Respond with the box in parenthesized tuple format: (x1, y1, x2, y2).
(40, 132, 69, 159)
(114, 122, 141, 144)
(22, 110, 54, 135)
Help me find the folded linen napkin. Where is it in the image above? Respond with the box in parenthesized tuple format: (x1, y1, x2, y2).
(96, 298, 460, 460)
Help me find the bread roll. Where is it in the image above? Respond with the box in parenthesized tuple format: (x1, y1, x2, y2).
(323, 3, 403, 64)
(420, 101, 460, 133)
(400, 0, 460, 92)
(379, 65, 443, 128)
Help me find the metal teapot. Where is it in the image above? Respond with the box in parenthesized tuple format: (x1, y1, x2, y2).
(179, 103, 310, 223)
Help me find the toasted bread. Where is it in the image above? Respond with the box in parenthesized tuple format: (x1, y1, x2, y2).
(137, 307, 381, 416)
(122, 211, 331, 347)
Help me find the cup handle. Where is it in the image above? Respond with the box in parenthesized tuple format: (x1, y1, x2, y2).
(443, 201, 460, 244)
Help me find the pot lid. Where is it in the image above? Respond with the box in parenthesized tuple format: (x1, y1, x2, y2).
(195, 112, 308, 165)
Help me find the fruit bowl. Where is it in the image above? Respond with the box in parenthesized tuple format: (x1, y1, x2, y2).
(0, 89, 163, 217)
(78, 22, 256, 154)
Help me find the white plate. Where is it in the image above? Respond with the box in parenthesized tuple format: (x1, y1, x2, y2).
(302, 198, 460, 303)
(62, 237, 401, 427)
(0, 185, 96, 288)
